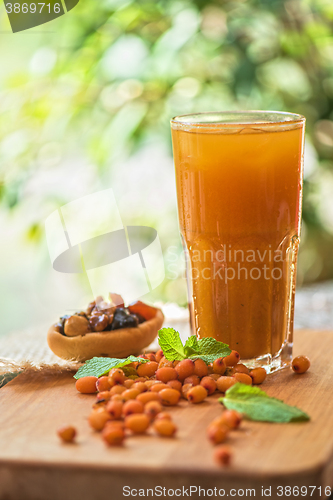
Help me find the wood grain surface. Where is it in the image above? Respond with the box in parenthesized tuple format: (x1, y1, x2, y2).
(0, 330, 332, 500)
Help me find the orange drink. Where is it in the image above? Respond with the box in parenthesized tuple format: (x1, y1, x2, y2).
(171, 112, 305, 371)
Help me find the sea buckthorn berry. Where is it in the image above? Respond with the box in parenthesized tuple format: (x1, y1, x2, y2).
(102, 424, 125, 446)
(106, 400, 123, 420)
(174, 359, 195, 381)
(145, 353, 156, 362)
(107, 378, 117, 388)
(224, 350, 240, 367)
(156, 367, 178, 383)
(167, 380, 182, 392)
(184, 375, 200, 386)
(209, 374, 220, 381)
(105, 420, 125, 430)
(96, 376, 111, 392)
(216, 376, 237, 393)
(88, 408, 111, 431)
(110, 385, 126, 396)
(137, 361, 159, 378)
(155, 349, 164, 363)
(122, 389, 140, 400)
(122, 399, 144, 417)
(150, 383, 168, 393)
(207, 364, 214, 374)
(158, 357, 174, 369)
(212, 358, 226, 375)
(132, 382, 147, 393)
(181, 383, 193, 400)
(292, 355, 310, 374)
(124, 379, 135, 389)
(207, 423, 229, 445)
(144, 401, 162, 420)
(249, 367, 267, 384)
(160, 388, 181, 406)
(134, 377, 147, 383)
(234, 373, 252, 385)
(225, 367, 236, 376)
(111, 394, 126, 402)
(144, 380, 157, 389)
(193, 358, 208, 378)
(187, 385, 207, 404)
(137, 392, 161, 405)
(214, 445, 232, 466)
(234, 363, 250, 375)
(218, 410, 242, 429)
(153, 419, 177, 437)
(125, 414, 150, 434)
(75, 376, 98, 394)
(96, 391, 111, 402)
(57, 425, 76, 443)
(173, 360, 180, 367)
(155, 411, 172, 421)
(109, 368, 125, 385)
(200, 376, 217, 395)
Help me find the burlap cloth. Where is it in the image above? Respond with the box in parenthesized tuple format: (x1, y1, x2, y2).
(0, 304, 190, 385)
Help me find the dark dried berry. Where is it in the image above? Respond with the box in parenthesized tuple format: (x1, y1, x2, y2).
(110, 308, 139, 330)
(132, 313, 146, 324)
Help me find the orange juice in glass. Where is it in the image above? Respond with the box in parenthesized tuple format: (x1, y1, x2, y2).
(171, 112, 305, 371)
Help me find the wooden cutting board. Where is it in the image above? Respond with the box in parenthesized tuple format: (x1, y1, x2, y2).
(0, 330, 332, 500)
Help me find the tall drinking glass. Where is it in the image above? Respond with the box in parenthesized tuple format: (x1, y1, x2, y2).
(171, 111, 305, 372)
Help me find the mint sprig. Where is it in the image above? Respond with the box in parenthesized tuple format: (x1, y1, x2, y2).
(74, 355, 148, 379)
(158, 328, 231, 364)
(158, 327, 186, 361)
(220, 383, 310, 423)
(189, 337, 231, 363)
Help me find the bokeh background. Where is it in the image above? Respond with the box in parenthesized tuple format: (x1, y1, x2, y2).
(1, 0, 333, 335)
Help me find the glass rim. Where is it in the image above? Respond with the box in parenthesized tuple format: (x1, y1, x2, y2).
(170, 110, 305, 129)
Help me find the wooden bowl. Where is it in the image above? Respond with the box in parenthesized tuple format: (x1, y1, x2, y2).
(47, 309, 164, 362)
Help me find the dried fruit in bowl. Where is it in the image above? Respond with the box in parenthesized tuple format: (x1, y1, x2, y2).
(47, 295, 163, 362)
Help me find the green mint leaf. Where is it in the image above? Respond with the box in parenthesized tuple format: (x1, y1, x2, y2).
(188, 337, 231, 364)
(74, 355, 148, 379)
(158, 329, 231, 363)
(158, 328, 186, 361)
(197, 337, 231, 356)
(184, 336, 200, 357)
(220, 383, 310, 423)
(188, 354, 220, 364)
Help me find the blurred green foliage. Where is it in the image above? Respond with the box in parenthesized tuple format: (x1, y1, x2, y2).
(1, 0, 333, 303)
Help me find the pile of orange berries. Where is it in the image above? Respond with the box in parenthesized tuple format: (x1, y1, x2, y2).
(58, 351, 311, 467)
